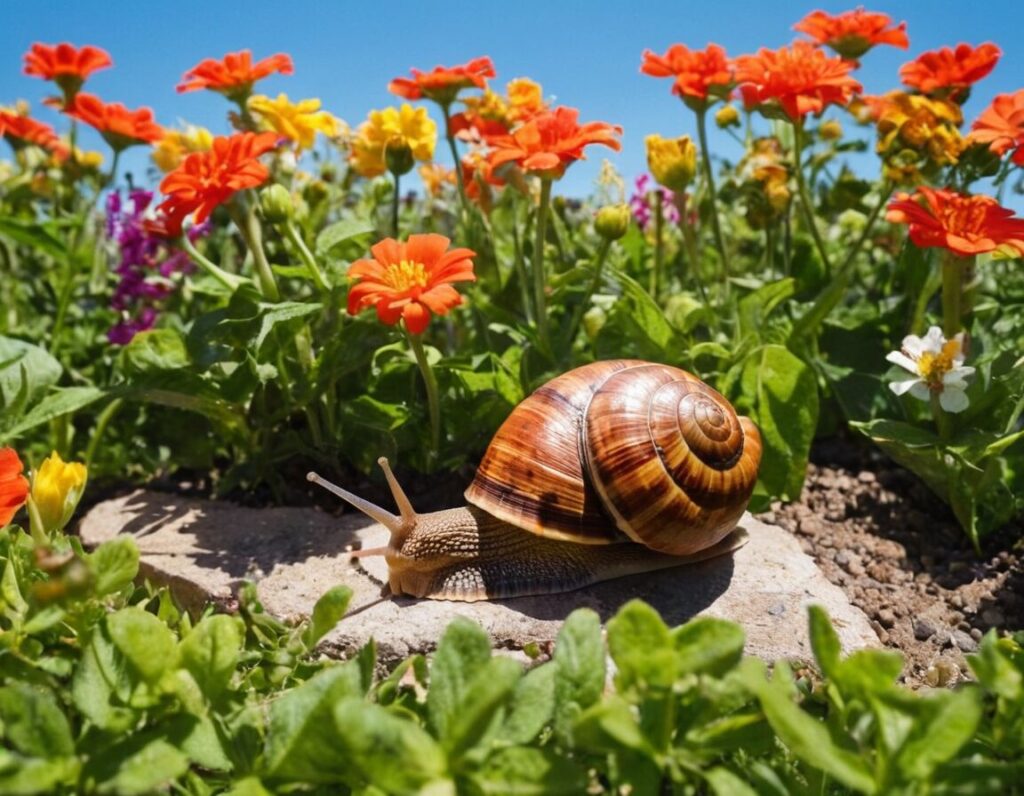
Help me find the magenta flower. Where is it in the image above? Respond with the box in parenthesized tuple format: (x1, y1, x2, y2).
(629, 174, 680, 231)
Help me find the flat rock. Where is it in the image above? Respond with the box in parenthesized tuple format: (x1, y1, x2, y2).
(79, 490, 878, 666)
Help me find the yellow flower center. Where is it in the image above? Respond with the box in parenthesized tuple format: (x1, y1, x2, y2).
(384, 260, 428, 292)
(916, 339, 960, 388)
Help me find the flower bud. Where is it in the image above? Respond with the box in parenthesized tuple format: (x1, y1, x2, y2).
(595, 204, 630, 240)
(582, 306, 607, 340)
(645, 134, 697, 192)
(385, 139, 415, 177)
(819, 119, 843, 141)
(259, 184, 294, 224)
(715, 105, 741, 129)
(31, 451, 87, 534)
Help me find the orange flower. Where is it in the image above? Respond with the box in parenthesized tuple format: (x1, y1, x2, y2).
(485, 106, 622, 180)
(887, 187, 1024, 257)
(640, 43, 732, 106)
(734, 41, 862, 121)
(0, 110, 68, 158)
(157, 131, 279, 235)
(389, 57, 495, 105)
(899, 43, 1001, 98)
(0, 448, 29, 527)
(967, 90, 1024, 166)
(793, 9, 908, 60)
(23, 42, 112, 97)
(64, 93, 163, 151)
(177, 50, 294, 101)
(347, 234, 476, 334)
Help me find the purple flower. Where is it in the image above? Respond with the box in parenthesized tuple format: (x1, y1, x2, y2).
(105, 189, 203, 345)
(629, 174, 680, 231)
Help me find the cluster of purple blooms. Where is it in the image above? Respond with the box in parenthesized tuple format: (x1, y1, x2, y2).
(629, 174, 680, 231)
(105, 189, 204, 345)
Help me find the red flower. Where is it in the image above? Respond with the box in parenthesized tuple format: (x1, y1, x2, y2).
(640, 43, 732, 105)
(968, 90, 1024, 166)
(0, 448, 29, 528)
(23, 42, 112, 97)
(900, 43, 1001, 98)
(485, 106, 622, 180)
(734, 40, 862, 121)
(0, 110, 68, 158)
(64, 93, 163, 150)
(793, 8, 909, 60)
(887, 187, 1024, 257)
(157, 131, 279, 235)
(389, 57, 496, 105)
(177, 50, 294, 100)
(347, 234, 476, 334)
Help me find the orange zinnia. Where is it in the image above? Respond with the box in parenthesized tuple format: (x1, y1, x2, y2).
(64, 93, 163, 151)
(899, 43, 1000, 98)
(887, 186, 1024, 258)
(968, 90, 1024, 166)
(347, 234, 476, 334)
(734, 40, 862, 121)
(485, 106, 622, 180)
(0, 110, 68, 158)
(177, 50, 294, 101)
(0, 448, 29, 528)
(793, 8, 908, 60)
(157, 131, 279, 235)
(389, 57, 496, 105)
(23, 42, 112, 97)
(640, 43, 732, 106)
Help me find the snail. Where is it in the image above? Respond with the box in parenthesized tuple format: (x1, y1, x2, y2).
(308, 360, 762, 601)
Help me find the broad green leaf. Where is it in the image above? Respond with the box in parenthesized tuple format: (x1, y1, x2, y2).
(0, 755, 80, 795)
(852, 418, 941, 448)
(222, 777, 273, 796)
(0, 336, 61, 408)
(89, 538, 139, 597)
(967, 633, 1022, 701)
(0, 683, 74, 757)
(106, 607, 178, 683)
(72, 624, 134, 731)
(738, 278, 795, 337)
(607, 599, 673, 689)
(443, 656, 522, 758)
(807, 605, 841, 679)
(4, 386, 106, 438)
(118, 328, 191, 375)
(316, 217, 375, 256)
(89, 736, 189, 796)
(553, 608, 605, 744)
(493, 663, 556, 746)
(253, 301, 322, 354)
(179, 614, 242, 702)
(301, 585, 352, 650)
(673, 617, 745, 677)
(469, 746, 588, 795)
(894, 688, 983, 782)
(333, 698, 449, 794)
(427, 617, 492, 739)
(704, 767, 759, 796)
(0, 218, 67, 259)
(573, 695, 654, 755)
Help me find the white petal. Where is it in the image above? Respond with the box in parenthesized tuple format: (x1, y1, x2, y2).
(901, 333, 927, 358)
(889, 377, 923, 396)
(886, 351, 919, 373)
(939, 387, 969, 413)
(909, 382, 932, 402)
(920, 326, 945, 354)
(943, 366, 974, 385)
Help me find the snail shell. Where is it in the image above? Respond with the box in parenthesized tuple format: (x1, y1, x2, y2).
(465, 360, 762, 555)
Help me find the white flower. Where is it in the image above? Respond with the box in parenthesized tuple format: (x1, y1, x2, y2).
(886, 326, 974, 413)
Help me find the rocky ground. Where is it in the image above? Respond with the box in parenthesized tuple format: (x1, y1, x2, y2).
(769, 438, 1023, 688)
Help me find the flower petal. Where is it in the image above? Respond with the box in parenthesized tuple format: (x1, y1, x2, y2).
(939, 386, 969, 413)
(909, 381, 931, 402)
(889, 377, 923, 396)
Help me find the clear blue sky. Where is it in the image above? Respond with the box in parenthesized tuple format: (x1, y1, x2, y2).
(1, 0, 1022, 208)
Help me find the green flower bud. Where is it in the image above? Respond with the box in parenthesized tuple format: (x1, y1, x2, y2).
(259, 184, 294, 224)
(595, 204, 631, 240)
(385, 140, 415, 177)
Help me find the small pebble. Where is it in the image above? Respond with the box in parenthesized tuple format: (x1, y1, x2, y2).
(952, 630, 978, 653)
(981, 608, 1005, 627)
(877, 609, 896, 629)
(913, 618, 937, 641)
(970, 628, 983, 641)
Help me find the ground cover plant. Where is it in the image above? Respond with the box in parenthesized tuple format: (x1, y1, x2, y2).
(1, 5, 1024, 793)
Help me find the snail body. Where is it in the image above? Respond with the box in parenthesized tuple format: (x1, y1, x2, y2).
(309, 360, 762, 601)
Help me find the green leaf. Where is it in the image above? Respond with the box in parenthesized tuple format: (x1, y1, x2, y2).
(852, 418, 940, 448)
(427, 617, 492, 739)
(89, 538, 139, 597)
(704, 767, 759, 796)
(553, 608, 605, 745)
(469, 746, 588, 795)
(301, 585, 352, 650)
(333, 698, 449, 794)
(444, 656, 522, 759)
(118, 328, 191, 375)
(4, 386, 106, 439)
(106, 607, 178, 683)
(0, 683, 74, 757)
(493, 663, 556, 746)
(316, 217, 375, 256)
(178, 614, 242, 701)
(222, 777, 273, 796)
(0, 218, 67, 259)
(673, 617, 745, 677)
(72, 624, 134, 731)
(607, 599, 674, 689)
(89, 735, 189, 796)
(738, 278, 795, 338)
(253, 301, 322, 354)
(573, 695, 654, 755)
(0, 755, 80, 795)
(807, 605, 841, 679)
(894, 688, 983, 782)
(0, 336, 61, 409)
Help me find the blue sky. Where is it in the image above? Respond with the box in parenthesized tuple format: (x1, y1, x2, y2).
(1, 0, 1022, 207)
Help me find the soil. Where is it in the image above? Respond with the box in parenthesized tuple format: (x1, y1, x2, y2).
(769, 436, 1023, 688)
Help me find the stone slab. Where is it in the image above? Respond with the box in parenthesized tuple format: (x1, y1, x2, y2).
(79, 490, 878, 666)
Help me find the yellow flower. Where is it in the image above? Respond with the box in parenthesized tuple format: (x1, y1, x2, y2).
(151, 125, 213, 172)
(645, 134, 697, 192)
(506, 78, 546, 121)
(870, 91, 963, 184)
(248, 93, 339, 151)
(738, 137, 792, 228)
(419, 163, 455, 198)
(31, 451, 87, 533)
(350, 104, 437, 179)
(819, 119, 843, 141)
(715, 104, 741, 129)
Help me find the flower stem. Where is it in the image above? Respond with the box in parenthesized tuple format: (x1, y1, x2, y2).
(696, 106, 730, 295)
(930, 392, 951, 441)
(233, 201, 280, 301)
(179, 234, 246, 291)
(941, 253, 966, 338)
(650, 189, 664, 299)
(407, 330, 441, 469)
(85, 397, 123, 469)
(441, 104, 469, 213)
(391, 172, 401, 238)
(283, 220, 330, 295)
(793, 120, 832, 275)
(569, 237, 612, 346)
(533, 178, 553, 351)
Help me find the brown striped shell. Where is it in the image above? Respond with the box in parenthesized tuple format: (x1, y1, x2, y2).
(464, 360, 762, 556)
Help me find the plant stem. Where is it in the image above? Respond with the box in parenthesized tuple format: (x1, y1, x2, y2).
(511, 203, 533, 325)
(391, 172, 401, 237)
(651, 189, 664, 299)
(696, 106, 730, 295)
(568, 238, 612, 346)
(85, 398, 123, 469)
(533, 178, 553, 351)
(441, 104, 469, 213)
(930, 392, 951, 441)
(941, 253, 966, 338)
(179, 234, 246, 291)
(231, 201, 279, 301)
(407, 331, 441, 469)
(283, 220, 330, 295)
(792, 120, 832, 274)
